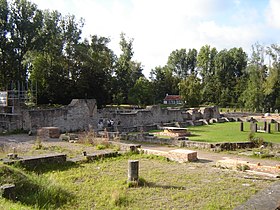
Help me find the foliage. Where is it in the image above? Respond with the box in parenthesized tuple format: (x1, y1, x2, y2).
(113, 33, 143, 104)
(2, 1, 280, 110)
(248, 131, 264, 147)
(179, 74, 201, 107)
(128, 77, 153, 106)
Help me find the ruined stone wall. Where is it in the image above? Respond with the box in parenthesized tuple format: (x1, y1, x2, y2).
(108, 106, 187, 128)
(102, 106, 219, 129)
(22, 99, 97, 132)
(2, 99, 219, 133)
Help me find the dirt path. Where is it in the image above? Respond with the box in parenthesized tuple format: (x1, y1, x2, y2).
(1, 134, 280, 167)
(142, 144, 280, 167)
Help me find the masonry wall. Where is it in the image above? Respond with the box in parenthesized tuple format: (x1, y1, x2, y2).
(103, 105, 219, 129)
(22, 99, 98, 132)
(2, 99, 219, 133)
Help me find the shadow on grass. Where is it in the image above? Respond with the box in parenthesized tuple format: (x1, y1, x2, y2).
(189, 139, 213, 143)
(129, 178, 186, 190)
(188, 129, 208, 133)
(189, 133, 202, 137)
(196, 158, 213, 163)
(146, 182, 186, 190)
(0, 165, 74, 209)
(16, 161, 81, 174)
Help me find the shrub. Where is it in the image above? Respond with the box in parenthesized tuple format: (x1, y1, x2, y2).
(248, 132, 264, 147)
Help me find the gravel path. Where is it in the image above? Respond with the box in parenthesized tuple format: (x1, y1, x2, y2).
(1, 134, 280, 167)
(142, 144, 280, 167)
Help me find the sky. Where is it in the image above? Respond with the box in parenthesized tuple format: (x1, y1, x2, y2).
(30, 0, 280, 76)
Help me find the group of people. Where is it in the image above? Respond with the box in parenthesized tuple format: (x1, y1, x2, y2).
(97, 119, 117, 131)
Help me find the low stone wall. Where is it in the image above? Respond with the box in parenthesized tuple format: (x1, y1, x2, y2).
(124, 133, 176, 145)
(85, 151, 118, 161)
(183, 141, 214, 149)
(3, 153, 67, 168)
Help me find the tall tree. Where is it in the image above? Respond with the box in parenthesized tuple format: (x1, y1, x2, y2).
(0, 0, 10, 89)
(240, 43, 266, 111)
(167, 48, 197, 79)
(75, 35, 115, 107)
(9, 0, 43, 82)
(150, 66, 180, 103)
(264, 44, 280, 109)
(26, 9, 84, 104)
(128, 77, 153, 106)
(113, 33, 143, 104)
(213, 47, 247, 107)
(179, 74, 201, 107)
(197, 45, 218, 104)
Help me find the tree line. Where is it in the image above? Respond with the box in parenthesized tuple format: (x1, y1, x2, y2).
(1, 0, 280, 111)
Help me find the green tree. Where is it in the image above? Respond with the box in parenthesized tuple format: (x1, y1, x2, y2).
(150, 66, 180, 103)
(240, 44, 266, 111)
(9, 0, 43, 82)
(263, 44, 280, 109)
(213, 47, 247, 107)
(128, 77, 153, 106)
(197, 45, 218, 104)
(26, 9, 84, 104)
(113, 33, 143, 104)
(0, 0, 10, 89)
(167, 48, 197, 79)
(75, 36, 115, 107)
(179, 74, 201, 107)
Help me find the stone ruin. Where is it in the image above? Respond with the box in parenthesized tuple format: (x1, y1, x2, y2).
(0, 99, 220, 134)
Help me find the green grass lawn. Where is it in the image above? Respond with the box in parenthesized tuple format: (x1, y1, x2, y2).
(188, 122, 280, 143)
(0, 154, 274, 209)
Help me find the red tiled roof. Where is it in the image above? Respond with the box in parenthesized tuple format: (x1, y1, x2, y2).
(164, 95, 181, 101)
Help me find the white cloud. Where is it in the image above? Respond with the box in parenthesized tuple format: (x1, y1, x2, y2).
(197, 21, 264, 51)
(30, 0, 276, 76)
(266, 0, 280, 28)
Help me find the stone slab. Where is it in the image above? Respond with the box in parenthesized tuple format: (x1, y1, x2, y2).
(234, 181, 280, 210)
(142, 148, 198, 163)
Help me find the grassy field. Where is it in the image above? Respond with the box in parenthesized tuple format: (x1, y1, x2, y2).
(0, 154, 274, 209)
(187, 122, 280, 143)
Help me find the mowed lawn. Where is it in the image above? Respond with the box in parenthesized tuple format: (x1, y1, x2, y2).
(188, 122, 280, 143)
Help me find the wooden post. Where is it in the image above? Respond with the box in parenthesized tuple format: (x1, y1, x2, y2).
(128, 160, 139, 182)
(266, 123, 271, 133)
(250, 122, 257, 133)
(275, 123, 280, 132)
(264, 121, 267, 131)
(240, 122, 244, 131)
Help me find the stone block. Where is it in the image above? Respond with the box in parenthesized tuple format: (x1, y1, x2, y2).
(216, 159, 250, 170)
(0, 184, 15, 200)
(168, 149, 198, 162)
(37, 127, 60, 138)
(142, 148, 198, 163)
